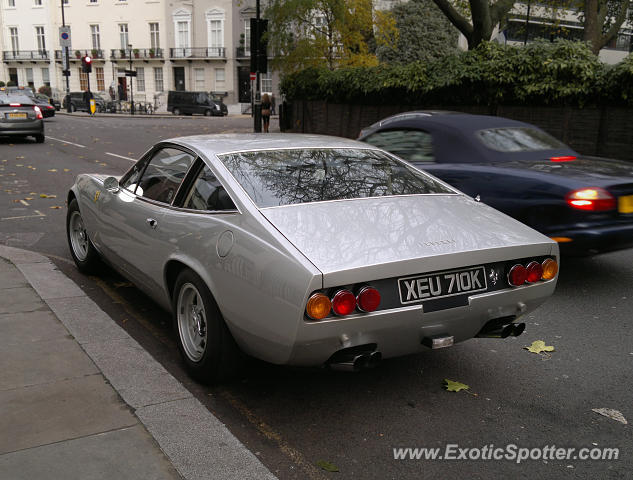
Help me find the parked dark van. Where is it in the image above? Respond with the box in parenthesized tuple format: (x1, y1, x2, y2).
(167, 91, 228, 116)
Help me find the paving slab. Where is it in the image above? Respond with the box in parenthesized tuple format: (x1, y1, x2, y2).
(0, 374, 137, 454)
(17, 262, 85, 300)
(0, 246, 49, 265)
(0, 259, 28, 289)
(47, 295, 131, 344)
(0, 336, 99, 391)
(0, 425, 181, 480)
(0, 286, 45, 314)
(83, 337, 191, 409)
(0, 310, 68, 345)
(137, 398, 277, 480)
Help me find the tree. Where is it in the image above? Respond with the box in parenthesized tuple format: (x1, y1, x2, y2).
(377, 0, 459, 64)
(431, 0, 516, 49)
(265, 0, 397, 73)
(579, 0, 632, 53)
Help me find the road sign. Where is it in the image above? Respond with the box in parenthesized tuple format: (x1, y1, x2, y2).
(59, 26, 71, 49)
(62, 70, 71, 77)
(250, 72, 256, 81)
(124, 70, 137, 77)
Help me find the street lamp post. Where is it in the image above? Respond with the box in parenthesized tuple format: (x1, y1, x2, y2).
(61, 0, 71, 113)
(253, 0, 261, 132)
(128, 44, 134, 115)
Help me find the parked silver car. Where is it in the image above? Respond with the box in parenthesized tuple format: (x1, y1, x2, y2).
(66, 134, 559, 383)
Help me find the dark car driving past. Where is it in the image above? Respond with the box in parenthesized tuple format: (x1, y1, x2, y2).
(0, 93, 44, 143)
(167, 91, 228, 116)
(33, 94, 56, 118)
(359, 111, 633, 256)
(63, 91, 106, 112)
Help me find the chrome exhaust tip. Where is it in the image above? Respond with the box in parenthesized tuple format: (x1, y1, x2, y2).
(328, 347, 382, 372)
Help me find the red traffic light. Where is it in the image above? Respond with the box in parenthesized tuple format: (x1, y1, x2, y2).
(85, 56, 92, 64)
(81, 55, 92, 73)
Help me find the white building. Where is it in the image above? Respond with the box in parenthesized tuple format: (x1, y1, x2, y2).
(0, 0, 278, 111)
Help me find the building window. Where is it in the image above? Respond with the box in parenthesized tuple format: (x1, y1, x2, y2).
(149, 23, 160, 49)
(89, 0, 98, 3)
(119, 24, 129, 50)
(8, 0, 15, 7)
(154, 67, 164, 91)
(136, 67, 145, 91)
(244, 20, 251, 56)
(25, 68, 34, 88)
(261, 71, 272, 94)
(79, 68, 88, 90)
(90, 25, 100, 50)
(34, 0, 42, 6)
(41, 67, 50, 86)
(194, 68, 205, 90)
(9, 27, 19, 53)
(206, 9, 225, 54)
(177, 21, 189, 48)
(62, 0, 68, 4)
(214, 68, 225, 88)
(35, 26, 46, 53)
(96, 66, 104, 91)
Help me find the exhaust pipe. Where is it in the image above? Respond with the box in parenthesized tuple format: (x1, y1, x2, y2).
(476, 317, 526, 338)
(329, 350, 382, 372)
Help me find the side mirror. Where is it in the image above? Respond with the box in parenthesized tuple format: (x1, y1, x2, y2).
(104, 176, 120, 193)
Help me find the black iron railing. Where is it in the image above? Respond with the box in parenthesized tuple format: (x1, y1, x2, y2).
(3, 50, 49, 61)
(170, 47, 226, 59)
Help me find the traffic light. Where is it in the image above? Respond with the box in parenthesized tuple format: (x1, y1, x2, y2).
(250, 18, 268, 73)
(82, 55, 92, 73)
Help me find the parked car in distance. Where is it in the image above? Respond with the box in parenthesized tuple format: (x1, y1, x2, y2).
(35, 93, 61, 111)
(167, 90, 228, 116)
(0, 92, 45, 142)
(359, 111, 633, 256)
(62, 91, 106, 112)
(66, 134, 558, 383)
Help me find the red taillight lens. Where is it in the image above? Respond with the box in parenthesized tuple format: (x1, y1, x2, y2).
(526, 261, 543, 283)
(550, 156, 576, 162)
(332, 289, 356, 316)
(357, 286, 381, 312)
(566, 188, 616, 211)
(33, 106, 43, 119)
(9, 103, 21, 107)
(508, 264, 527, 287)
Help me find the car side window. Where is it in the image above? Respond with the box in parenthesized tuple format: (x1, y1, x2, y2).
(364, 129, 434, 163)
(119, 157, 148, 192)
(183, 165, 236, 211)
(136, 148, 195, 204)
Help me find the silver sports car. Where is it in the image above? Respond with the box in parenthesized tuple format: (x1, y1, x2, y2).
(66, 134, 559, 382)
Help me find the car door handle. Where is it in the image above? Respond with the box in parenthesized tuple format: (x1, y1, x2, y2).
(146, 218, 158, 229)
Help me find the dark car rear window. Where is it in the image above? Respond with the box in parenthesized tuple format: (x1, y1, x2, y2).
(477, 127, 565, 152)
(218, 148, 454, 208)
(0, 94, 35, 106)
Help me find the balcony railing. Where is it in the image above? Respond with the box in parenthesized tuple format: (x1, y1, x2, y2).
(54, 49, 105, 60)
(3, 50, 49, 61)
(110, 48, 164, 60)
(170, 47, 226, 59)
(236, 47, 251, 58)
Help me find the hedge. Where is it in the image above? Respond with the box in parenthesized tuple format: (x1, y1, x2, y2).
(281, 40, 633, 108)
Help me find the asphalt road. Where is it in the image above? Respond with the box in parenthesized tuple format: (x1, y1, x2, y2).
(1, 114, 631, 479)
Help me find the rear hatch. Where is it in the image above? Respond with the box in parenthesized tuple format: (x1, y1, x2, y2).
(261, 194, 556, 287)
(0, 94, 40, 122)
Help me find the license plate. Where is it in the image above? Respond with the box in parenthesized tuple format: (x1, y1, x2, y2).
(7, 112, 27, 119)
(618, 195, 633, 214)
(398, 266, 488, 305)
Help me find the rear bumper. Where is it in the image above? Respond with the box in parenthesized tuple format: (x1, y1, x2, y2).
(0, 119, 43, 135)
(284, 280, 556, 366)
(551, 222, 633, 255)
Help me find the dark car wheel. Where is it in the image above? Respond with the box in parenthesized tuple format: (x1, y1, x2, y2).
(173, 269, 241, 383)
(204, 109, 212, 117)
(35, 134, 45, 143)
(66, 198, 101, 274)
(173, 107, 181, 115)
(70, 104, 76, 113)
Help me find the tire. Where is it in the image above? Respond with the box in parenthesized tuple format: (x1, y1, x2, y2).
(34, 133, 45, 143)
(173, 107, 181, 115)
(66, 198, 101, 274)
(204, 109, 212, 117)
(173, 269, 241, 383)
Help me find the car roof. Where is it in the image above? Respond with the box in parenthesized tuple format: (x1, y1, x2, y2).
(166, 133, 381, 157)
(0, 93, 35, 104)
(368, 111, 532, 131)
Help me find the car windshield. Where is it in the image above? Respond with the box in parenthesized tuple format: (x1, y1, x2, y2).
(218, 148, 454, 208)
(476, 127, 566, 152)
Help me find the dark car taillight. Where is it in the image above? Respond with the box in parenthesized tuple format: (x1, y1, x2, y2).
(566, 188, 616, 211)
(33, 106, 43, 119)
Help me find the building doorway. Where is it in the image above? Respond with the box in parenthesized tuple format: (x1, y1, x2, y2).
(8, 68, 18, 86)
(238, 66, 251, 103)
(173, 67, 185, 91)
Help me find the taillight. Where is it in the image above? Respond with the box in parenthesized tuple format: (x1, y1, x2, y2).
(357, 286, 381, 312)
(550, 156, 576, 162)
(526, 261, 543, 283)
(332, 289, 356, 316)
(9, 103, 21, 107)
(306, 293, 331, 320)
(541, 258, 558, 280)
(566, 188, 616, 211)
(33, 106, 43, 119)
(508, 264, 528, 286)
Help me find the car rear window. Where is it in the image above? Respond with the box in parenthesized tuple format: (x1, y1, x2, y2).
(0, 94, 35, 106)
(218, 148, 454, 208)
(477, 127, 565, 152)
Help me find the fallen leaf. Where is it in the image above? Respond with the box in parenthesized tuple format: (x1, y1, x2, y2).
(63, 169, 70, 172)
(15, 164, 23, 167)
(39, 194, 49, 198)
(524, 340, 555, 354)
(592, 408, 628, 425)
(48, 169, 58, 172)
(50, 206, 62, 209)
(444, 379, 470, 392)
(316, 460, 339, 472)
(25, 197, 33, 200)
(114, 281, 133, 288)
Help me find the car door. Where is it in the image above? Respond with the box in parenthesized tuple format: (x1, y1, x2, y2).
(97, 146, 196, 299)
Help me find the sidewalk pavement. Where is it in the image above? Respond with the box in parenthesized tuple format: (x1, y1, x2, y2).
(0, 245, 276, 480)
